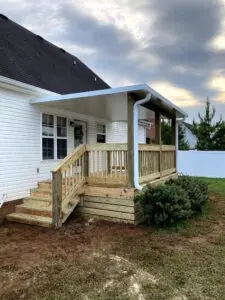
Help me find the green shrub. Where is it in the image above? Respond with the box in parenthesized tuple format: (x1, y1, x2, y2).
(137, 184, 192, 227)
(136, 176, 209, 227)
(166, 176, 208, 214)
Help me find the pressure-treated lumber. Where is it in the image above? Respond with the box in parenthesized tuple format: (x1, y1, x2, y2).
(7, 213, 52, 227)
(52, 171, 62, 228)
(84, 185, 135, 199)
(127, 96, 135, 187)
(155, 111, 162, 176)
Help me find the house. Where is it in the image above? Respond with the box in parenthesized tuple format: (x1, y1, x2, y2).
(0, 15, 187, 227)
(182, 122, 198, 149)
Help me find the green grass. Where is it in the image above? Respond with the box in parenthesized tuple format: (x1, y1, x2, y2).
(197, 177, 225, 195)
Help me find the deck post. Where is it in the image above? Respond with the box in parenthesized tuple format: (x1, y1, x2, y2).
(127, 95, 135, 187)
(107, 151, 111, 174)
(155, 111, 162, 177)
(172, 117, 177, 170)
(175, 120, 179, 171)
(84, 151, 89, 178)
(52, 171, 62, 229)
(172, 117, 176, 146)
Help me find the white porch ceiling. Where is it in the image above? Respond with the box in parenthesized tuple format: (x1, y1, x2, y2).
(31, 84, 187, 121)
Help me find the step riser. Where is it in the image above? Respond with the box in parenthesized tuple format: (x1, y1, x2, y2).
(23, 199, 52, 207)
(38, 182, 75, 190)
(16, 206, 52, 218)
(28, 195, 52, 202)
(31, 188, 52, 195)
(30, 192, 52, 200)
(7, 215, 52, 227)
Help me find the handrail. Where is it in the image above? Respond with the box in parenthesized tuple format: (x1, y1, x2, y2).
(52, 144, 87, 228)
(86, 143, 128, 151)
(138, 144, 175, 151)
(52, 144, 86, 173)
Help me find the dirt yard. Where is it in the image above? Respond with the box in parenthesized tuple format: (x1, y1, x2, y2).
(1, 178, 225, 300)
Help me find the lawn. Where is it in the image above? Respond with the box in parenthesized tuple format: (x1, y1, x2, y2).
(1, 178, 225, 300)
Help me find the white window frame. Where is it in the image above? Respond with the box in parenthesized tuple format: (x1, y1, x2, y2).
(41, 113, 68, 161)
(96, 123, 106, 143)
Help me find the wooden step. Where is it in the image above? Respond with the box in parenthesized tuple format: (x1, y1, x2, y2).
(7, 213, 52, 227)
(28, 194, 52, 201)
(38, 181, 75, 190)
(16, 203, 52, 218)
(38, 181, 51, 189)
(31, 187, 52, 195)
(23, 198, 52, 207)
(29, 192, 52, 201)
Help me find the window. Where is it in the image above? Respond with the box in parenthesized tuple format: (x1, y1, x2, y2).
(57, 117, 67, 159)
(42, 114, 54, 159)
(42, 114, 67, 160)
(97, 124, 106, 143)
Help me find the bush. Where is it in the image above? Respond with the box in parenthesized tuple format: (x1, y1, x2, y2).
(137, 184, 191, 227)
(166, 176, 208, 214)
(136, 176, 208, 227)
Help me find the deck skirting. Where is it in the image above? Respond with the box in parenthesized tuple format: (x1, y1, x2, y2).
(78, 173, 177, 225)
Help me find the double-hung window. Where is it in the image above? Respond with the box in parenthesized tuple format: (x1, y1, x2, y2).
(42, 114, 67, 160)
(42, 114, 54, 159)
(57, 117, 67, 159)
(97, 124, 106, 143)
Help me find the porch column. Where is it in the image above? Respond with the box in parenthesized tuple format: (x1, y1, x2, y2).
(171, 117, 176, 146)
(172, 117, 177, 170)
(127, 96, 135, 188)
(155, 111, 162, 177)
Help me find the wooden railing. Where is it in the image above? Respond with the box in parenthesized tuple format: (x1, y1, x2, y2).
(86, 144, 128, 186)
(51, 144, 87, 228)
(139, 144, 176, 184)
(85, 143, 176, 186)
(52, 143, 176, 227)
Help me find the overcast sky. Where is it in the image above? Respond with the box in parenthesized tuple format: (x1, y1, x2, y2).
(2, 0, 225, 121)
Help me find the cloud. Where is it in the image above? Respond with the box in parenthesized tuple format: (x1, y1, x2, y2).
(208, 75, 225, 91)
(208, 74, 225, 102)
(1, 0, 225, 120)
(151, 81, 201, 107)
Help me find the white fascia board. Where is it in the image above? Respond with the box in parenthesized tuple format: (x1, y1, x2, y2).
(31, 84, 149, 103)
(0, 75, 56, 96)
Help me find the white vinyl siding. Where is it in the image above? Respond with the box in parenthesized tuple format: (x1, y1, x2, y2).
(106, 122, 146, 144)
(0, 87, 146, 203)
(0, 87, 108, 202)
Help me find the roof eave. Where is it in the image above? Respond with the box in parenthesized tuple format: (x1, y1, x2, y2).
(31, 83, 188, 119)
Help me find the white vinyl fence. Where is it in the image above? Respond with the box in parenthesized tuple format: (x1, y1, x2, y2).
(177, 151, 225, 178)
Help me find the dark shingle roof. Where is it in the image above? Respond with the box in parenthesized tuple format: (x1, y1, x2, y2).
(0, 14, 110, 94)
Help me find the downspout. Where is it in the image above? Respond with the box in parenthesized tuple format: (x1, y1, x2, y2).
(133, 92, 152, 190)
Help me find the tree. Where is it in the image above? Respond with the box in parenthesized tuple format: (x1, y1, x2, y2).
(161, 120, 172, 145)
(192, 98, 216, 150)
(211, 121, 225, 150)
(161, 119, 189, 150)
(178, 124, 190, 150)
(192, 98, 225, 150)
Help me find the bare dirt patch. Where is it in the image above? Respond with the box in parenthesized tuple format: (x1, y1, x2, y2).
(1, 192, 225, 299)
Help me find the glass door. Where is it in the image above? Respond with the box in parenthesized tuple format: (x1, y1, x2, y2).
(74, 121, 86, 148)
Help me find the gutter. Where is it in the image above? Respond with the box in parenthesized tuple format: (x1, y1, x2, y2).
(133, 92, 152, 190)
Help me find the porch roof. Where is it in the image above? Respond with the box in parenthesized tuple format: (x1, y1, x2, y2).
(31, 84, 188, 121)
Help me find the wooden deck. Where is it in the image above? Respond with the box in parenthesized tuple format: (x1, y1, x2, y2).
(7, 143, 177, 228)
